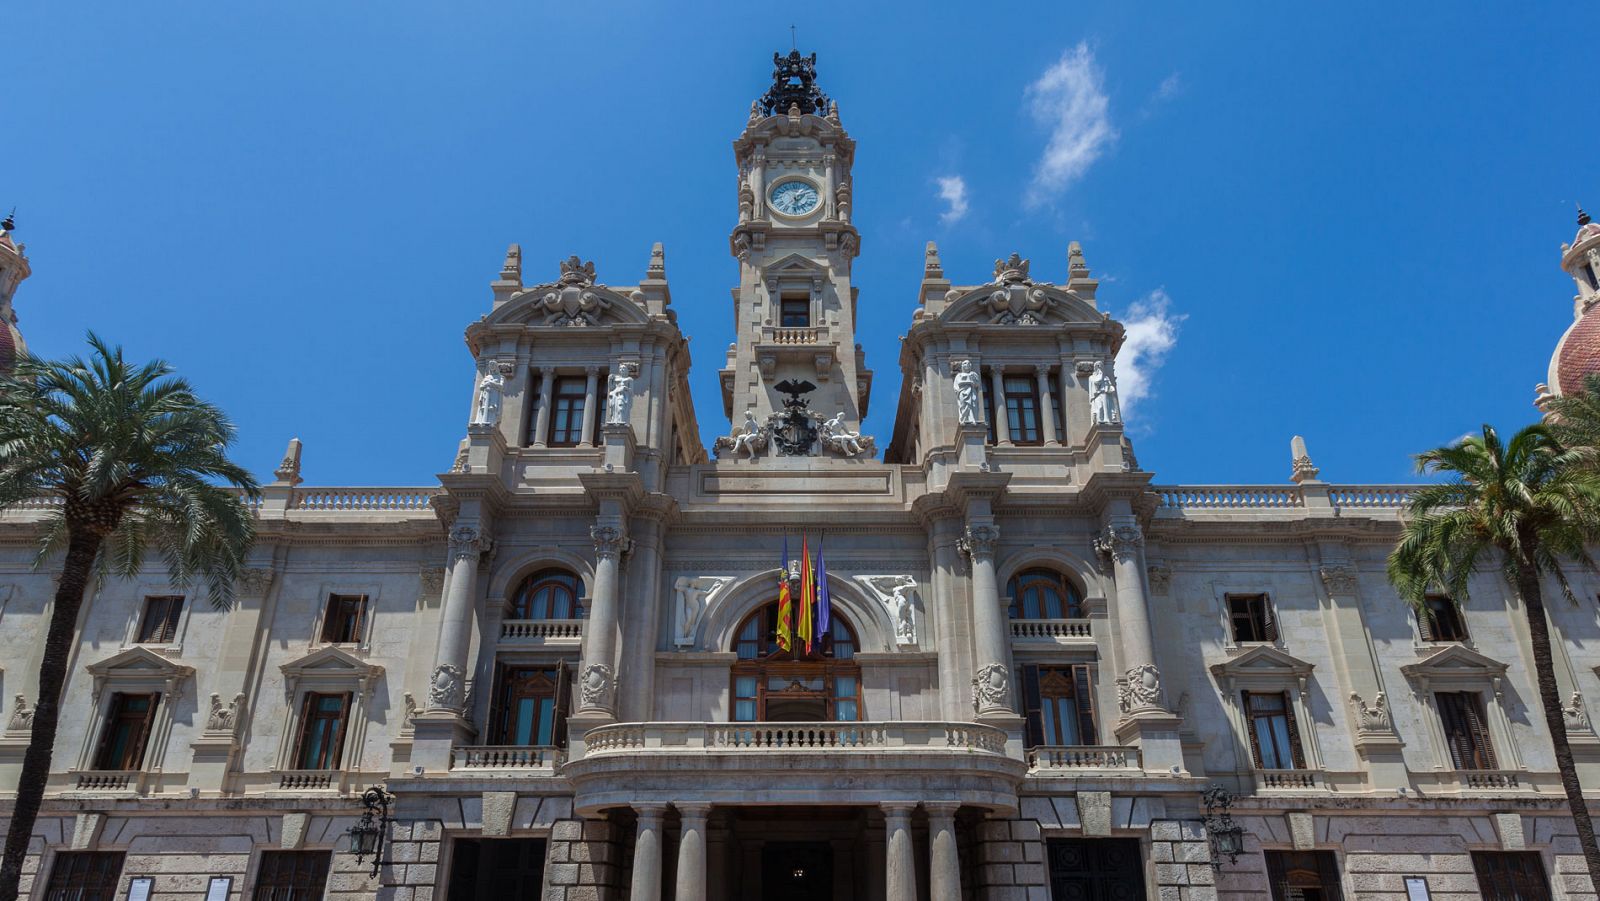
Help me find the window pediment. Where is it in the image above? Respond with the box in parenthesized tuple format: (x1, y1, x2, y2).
(85, 646, 194, 688)
(940, 283, 1099, 327)
(1209, 645, 1314, 684)
(483, 283, 652, 329)
(1401, 645, 1508, 688)
(280, 646, 384, 700)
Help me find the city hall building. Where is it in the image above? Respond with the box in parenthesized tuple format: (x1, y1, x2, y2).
(3, 53, 1600, 901)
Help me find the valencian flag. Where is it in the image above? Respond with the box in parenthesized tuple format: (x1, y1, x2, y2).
(776, 535, 793, 653)
(798, 534, 816, 654)
(816, 536, 832, 640)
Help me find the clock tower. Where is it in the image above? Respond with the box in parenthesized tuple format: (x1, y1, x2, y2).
(719, 51, 871, 455)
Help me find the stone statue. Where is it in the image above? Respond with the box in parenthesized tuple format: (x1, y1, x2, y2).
(853, 575, 919, 647)
(605, 364, 636, 426)
(718, 409, 768, 460)
(206, 692, 245, 733)
(7, 695, 32, 732)
(673, 576, 732, 648)
(953, 360, 983, 425)
(821, 411, 867, 457)
(471, 369, 505, 427)
(1090, 361, 1121, 425)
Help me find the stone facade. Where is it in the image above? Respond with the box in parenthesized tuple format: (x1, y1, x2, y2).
(2, 53, 1599, 901)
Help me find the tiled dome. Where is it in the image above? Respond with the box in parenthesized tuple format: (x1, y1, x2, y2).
(1554, 307, 1600, 395)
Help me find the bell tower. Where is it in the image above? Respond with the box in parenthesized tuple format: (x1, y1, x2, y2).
(719, 51, 872, 454)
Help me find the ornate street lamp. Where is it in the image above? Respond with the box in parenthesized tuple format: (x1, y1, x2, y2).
(346, 785, 395, 877)
(1201, 785, 1245, 867)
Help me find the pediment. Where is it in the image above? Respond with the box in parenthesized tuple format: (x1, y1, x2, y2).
(940, 283, 1101, 327)
(280, 645, 384, 680)
(1209, 645, 1315, 681)
(760, 253, 830, 285)
(85, 646, 194, 680)
(1401, 644, 1508, 681)
(486, 282, 651, 329)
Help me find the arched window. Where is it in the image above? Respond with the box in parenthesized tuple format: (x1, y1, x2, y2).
(508, 569, 582, 620)
(729, 602, 860, 723)
(1007, 568, 1083, 619)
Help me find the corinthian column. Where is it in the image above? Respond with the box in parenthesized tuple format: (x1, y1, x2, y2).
(577, 522, 628, 714)
(960, 524, 1012, 715)
(1095, 519, 1164, 716)
(428, 524, 489, 712)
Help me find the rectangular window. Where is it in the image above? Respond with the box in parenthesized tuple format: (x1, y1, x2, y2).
(135, 595, 184, 644)
(1022, 664, 1097, 747)
(780, 295, 810, 327)
(43, 851, 126, 901)
(1472, 851, 1551, 901)
(294, 692, 351, 770)
(548, 376, 588, 447)
(1420, 595, 1469, 642)
(92, 692, 158, 771)
(1244, 690, 1305, 770)
(255, 850, 332, 901)
(1003, 375, 1043, 445)
(1436, 690, 1497, 770)
(1229, 593, 1278, 643)
(491, 664, 571, 747)
(1266, 850, 1345, 901)
(319, 594, 368, 644)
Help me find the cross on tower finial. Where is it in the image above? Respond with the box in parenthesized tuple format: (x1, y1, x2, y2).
(790, 24, 796, 51)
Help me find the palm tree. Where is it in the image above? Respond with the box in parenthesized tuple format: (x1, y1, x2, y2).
(0, 335, 258, 901)
(1388, 423, 1600, 890)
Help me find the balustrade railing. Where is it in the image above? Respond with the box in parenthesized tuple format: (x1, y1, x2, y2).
(1154, 486, 1306, 509)
(1010, 619, 1092, 641)
(583, 721, 1010, 756)
(1460, 770, 1523, 790)
(762, 326, 825, 346)
(1328, 486, 1420, 508)
(291, 488, 438, 511)
(73, 771, 134, 791)
(1256, 768, 1322, 790)
(453, 745, 561, 770)
(1028, 745, 1140, 771)
(500, 619, 584, 641)
(276, 770, 336, 790)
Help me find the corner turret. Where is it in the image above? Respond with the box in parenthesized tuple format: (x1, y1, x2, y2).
(0, 212, 31, 372)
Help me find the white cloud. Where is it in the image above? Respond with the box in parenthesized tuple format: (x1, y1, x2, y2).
(935, 175, 969, 225)
(1155, 71, 1183, 102)
(1023, 43, 1118, 208)
(1112, 289, 1184, 419)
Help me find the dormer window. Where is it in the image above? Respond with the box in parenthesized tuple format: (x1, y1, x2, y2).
(780, 295, 810, 328)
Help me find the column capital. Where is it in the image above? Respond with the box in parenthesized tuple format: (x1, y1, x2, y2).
(591, 524, 633, 561)
(957, 524, 999, 562)
(880, 801, 917, 818)
(676, 803, 713, 820)
(634, 803, 668, 821)
(1094, 523, 1143, 564)
(585, 364, 601, 376)
(448, 524, 491, 561)
(923, 801, 961, 818)
(1034, 363, 1051, 377)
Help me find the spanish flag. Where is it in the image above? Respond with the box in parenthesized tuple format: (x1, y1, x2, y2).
(776, 535, 793, 653)
(798, 534, 816, 655)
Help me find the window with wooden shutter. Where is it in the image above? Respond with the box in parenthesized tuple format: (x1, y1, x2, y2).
(1229, 594, 1277, 643)
(1436, 691, 1497, 770)
(294, 692, 351, 770)
(135, 596, 184, 644)
(320, 594, 368, 644)
(1071, 664, 1098, 745)
(1472, 851, 1552, 901)
(1024, 665, 1097, 747)
(1244, 690, 1304, 769)
(92, 693, 159, 771)
(1021, 664, 1045, 748)
(1266, 850, 1345, 901)
(1421, 595, 1468, 642)
(43, 851, 126, 901)
(491, 665, 574, 747)
(255, 850, 332, 901)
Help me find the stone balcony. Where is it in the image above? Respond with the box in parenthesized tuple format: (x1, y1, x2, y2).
(1009, 619, 1093, 644)
(451, 744, 563, 773)
(498, 618, 584, 645)
(754, 326, 837, 381)
(1027, 745, 1141, 773)
(563, 720, 1026, 815)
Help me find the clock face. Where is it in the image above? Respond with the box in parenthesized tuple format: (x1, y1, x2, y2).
(769, 180, 821, 217)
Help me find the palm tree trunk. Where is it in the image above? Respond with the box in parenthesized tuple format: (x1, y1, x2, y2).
(1516, 555, 1600, 891)
(0, 529, 100, 901)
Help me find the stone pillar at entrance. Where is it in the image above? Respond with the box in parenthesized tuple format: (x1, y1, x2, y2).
(577, 522, 627, 715)
(926, 802, 961, 901)
(631, 805, 666, 901)
(883, 802, 918, 901)
(675, 804, 710, 901)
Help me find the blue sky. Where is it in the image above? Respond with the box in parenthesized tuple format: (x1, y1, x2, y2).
(7, 2, 1597, 486)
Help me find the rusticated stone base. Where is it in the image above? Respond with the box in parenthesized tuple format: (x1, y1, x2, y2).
(541, 817, 623, 901)
(973, 816, 1049, 900)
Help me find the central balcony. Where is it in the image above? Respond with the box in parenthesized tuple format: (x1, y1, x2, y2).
(754, 326, 837, 381)
(564, 720, 1026, 815)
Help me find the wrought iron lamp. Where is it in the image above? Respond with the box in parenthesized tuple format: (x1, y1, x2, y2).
(1201, 785, 1245, 867)
(346, 785, 395, 876)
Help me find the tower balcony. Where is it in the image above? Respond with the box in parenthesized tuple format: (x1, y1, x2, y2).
(563, 720, 1025, 815)
(755, 326, 837, 381)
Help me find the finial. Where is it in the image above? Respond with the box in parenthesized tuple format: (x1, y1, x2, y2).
(1068, 241, 1089, 278)
(499, 243, 522, 282)
(759, 49, 830, 117)
(924, 241, 944, 278)
(1290, 435, 1320, 484)
(274, 437, 304, 486)
(647, 242, 666, 278)
(993, 253, 1032, 285)
(1580, 204, 1592, 227)
(0, 209, 13, 233)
